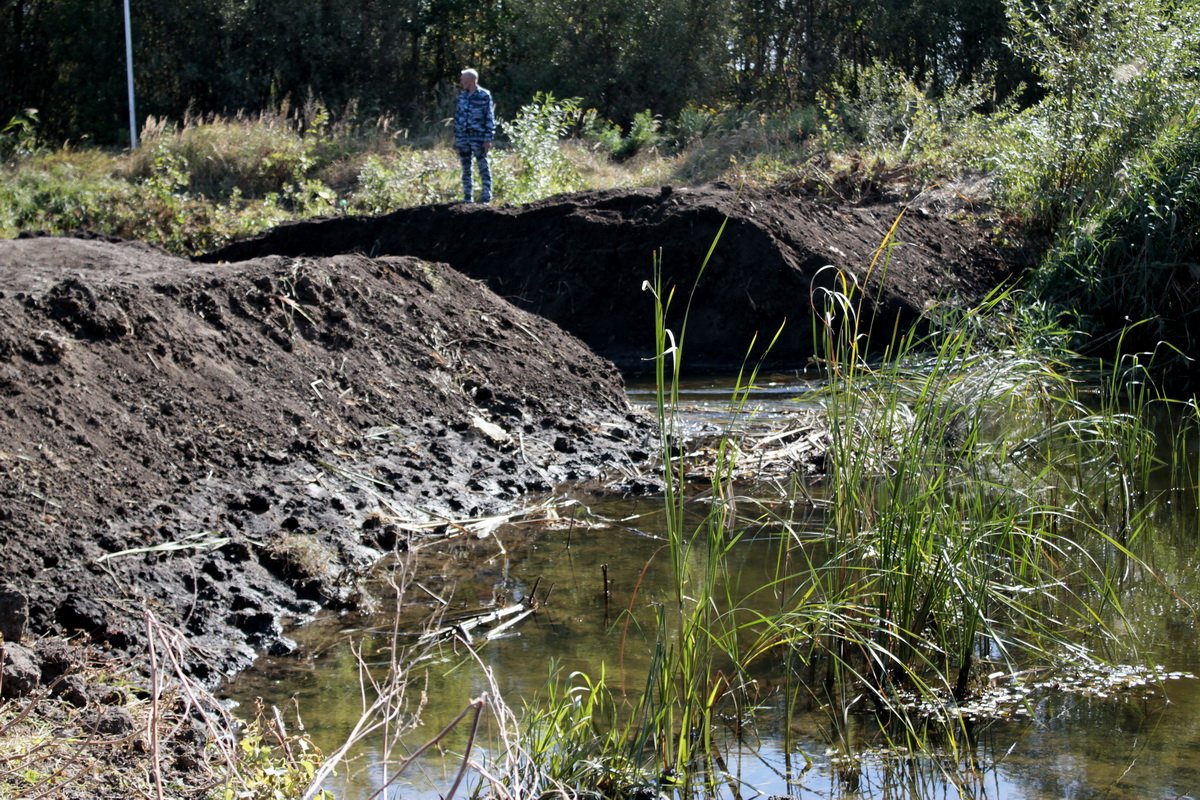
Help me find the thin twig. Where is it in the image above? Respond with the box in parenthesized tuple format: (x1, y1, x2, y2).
(144, 611, 165, 800)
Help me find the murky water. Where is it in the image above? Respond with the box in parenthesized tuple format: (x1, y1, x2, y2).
(223, 374, 1200, 799)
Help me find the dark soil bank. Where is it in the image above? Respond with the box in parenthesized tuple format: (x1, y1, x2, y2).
(205, 182, 1021, 369)
(0, 237, 651, 685)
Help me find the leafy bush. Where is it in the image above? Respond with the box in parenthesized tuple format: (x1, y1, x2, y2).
(220, 705, 334, 800)
(818, 59, 1006, 180)
(0, 149, 131, 236)
(668, 103, 721, 149)
(579, 108, 624, 157)
(990, 0, 1200, 229)
(501, 92, 585, 202)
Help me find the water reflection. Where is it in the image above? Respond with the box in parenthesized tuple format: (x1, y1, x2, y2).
(222, 375, 1200, 799)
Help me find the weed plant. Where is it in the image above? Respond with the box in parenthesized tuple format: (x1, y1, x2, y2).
(500, 93, 587, 203)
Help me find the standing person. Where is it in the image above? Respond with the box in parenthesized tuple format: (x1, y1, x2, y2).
(455, 68, 495, 203)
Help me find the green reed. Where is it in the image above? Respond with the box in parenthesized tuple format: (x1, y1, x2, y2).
(797, 243, 1167, 739)
(633, 221, 783, 791)
(503, 220, 1177, 797)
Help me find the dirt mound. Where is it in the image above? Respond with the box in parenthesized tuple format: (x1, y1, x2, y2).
(0, 235, 652, 683)
(204, 182, 1022, 369)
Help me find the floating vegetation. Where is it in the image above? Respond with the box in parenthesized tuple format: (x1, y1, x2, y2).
(911, 663, 1196, 722)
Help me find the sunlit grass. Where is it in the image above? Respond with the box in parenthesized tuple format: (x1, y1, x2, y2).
(1, 91, 994, 257)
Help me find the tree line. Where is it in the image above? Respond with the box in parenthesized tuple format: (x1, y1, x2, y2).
(1, 0, 1028, 145)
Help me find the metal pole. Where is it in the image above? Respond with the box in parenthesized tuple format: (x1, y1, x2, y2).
(123, 0, 137, 149)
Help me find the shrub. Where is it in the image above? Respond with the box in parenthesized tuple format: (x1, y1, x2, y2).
(501, 93, 585, 202)
(579, 108, 624, 157)
(990, 0, 1200, 229)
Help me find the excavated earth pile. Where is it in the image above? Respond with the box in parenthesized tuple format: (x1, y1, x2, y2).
(204, 182, 1020, 369)
(0, 236, 652, 686)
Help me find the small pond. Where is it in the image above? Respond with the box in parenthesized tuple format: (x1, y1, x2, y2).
(223, 374, 1200, 799)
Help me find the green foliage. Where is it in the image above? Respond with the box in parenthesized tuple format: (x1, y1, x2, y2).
(351, 151, 460, 212)
(4, 0, 1023, 146)
(132, 101, 341, 200)
(1, 110, 41, 162)
(579, 108, 625, 157)
(501, 93, 585, 202)
(668, 103, 722, 150)
(517, 668, 649, 796)
(618, 110, 663, 160)
(991, 0, 1200, 228)
(986, 0, 1200, 354)
(0, 149, 132, 237)
(0, 143, 293, 255)
(219, 708, 334, 800)
(624, 228, 793, 791)
(505, 0, 732, 126)
(819, 59, 1009, 177)
(503, 227, 1172, 793)
(801, 241, 1168, 726)
(1030, 109, 1200, 349)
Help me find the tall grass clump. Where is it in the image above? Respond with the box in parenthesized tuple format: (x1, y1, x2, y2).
(794, 219, 1170, 736)
(0, 148, 132, 237)
(502, 226, 785, 797)
(0, 117, 307, 254)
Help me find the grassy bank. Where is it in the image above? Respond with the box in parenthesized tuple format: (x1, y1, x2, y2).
(0, 82, 989, 259)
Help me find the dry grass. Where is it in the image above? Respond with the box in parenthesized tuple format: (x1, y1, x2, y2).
(0, 635, 223, 799)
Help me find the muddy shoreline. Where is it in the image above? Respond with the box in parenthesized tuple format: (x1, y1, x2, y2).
(0, 183, 1019, 797)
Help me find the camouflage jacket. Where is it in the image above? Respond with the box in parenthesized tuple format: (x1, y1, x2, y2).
(455, 87, 495, 144)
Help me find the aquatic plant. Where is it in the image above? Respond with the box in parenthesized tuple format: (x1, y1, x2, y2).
(496, 210, 1183, 797)
(791, 216, 1170, 744)
(632, 221, 790, 791)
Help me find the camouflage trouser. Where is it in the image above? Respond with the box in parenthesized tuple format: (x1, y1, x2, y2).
(457, 137, 492, 202)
